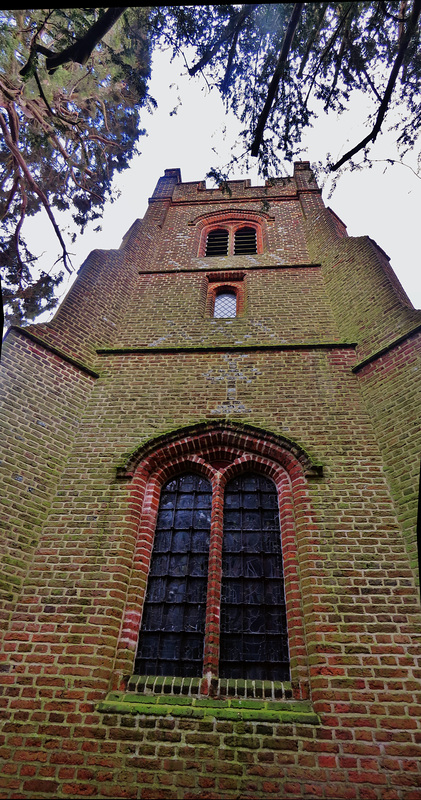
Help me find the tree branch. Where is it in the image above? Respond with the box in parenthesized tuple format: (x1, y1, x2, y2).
(19, 96, 90, 175)
(324, 18, 351, 111)
(71, 168, 103, 203)
(19, 10, 55, 77)
(297, 2, 329, 78)
(0, 110, 73, 274)
(251, 3, 304, 157)
(13, 179, 28, 284)
(221, 20, 241, 95)
(303, 3, 353, 107)
(331, 0, 421, 170)
(1, 175, 19, 221)
(188, 4, 258, 77)
(358, 58, 383, 103)
(20, 8, 128, 75)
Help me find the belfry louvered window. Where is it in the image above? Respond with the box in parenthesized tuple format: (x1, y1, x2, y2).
(205, 228, 229, 256)
(234, 227, 257, 255)
(214, 290, 237, 318)
(203, 223, 261, 257)
(136, 470, 289, 681)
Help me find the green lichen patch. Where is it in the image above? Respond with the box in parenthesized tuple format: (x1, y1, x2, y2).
(97, 692, 320, 725)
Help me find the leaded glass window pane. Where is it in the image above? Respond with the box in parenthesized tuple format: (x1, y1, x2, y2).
(214, 291, 237, 318)
(234, 226, 257, 255)
(220, 473, 290, 681)
(135, 473, 212, 677)
(206, 228, 229, 256)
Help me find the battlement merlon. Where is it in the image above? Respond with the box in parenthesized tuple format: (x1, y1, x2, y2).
(148, 161, 321, 205)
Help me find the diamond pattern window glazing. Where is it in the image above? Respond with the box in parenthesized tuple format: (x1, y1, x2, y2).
(214, 291, 237, 318)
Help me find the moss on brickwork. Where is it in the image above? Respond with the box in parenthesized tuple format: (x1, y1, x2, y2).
(97, 692, 320, 725)
(0, 163, 420, 799)
(355, 330, 421, 582)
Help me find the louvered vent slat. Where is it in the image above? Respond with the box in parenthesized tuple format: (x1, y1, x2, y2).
(234, 227, 257, 255)
(206, 229, 229, 256)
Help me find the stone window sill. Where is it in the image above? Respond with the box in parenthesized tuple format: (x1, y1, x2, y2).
(97, 676, 319, 725)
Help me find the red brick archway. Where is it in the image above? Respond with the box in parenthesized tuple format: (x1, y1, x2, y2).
(190, 210, 272, 256)
(113, 422, 323, 698)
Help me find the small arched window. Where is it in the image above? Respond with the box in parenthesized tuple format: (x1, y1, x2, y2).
(234, 227, 257, 255)
(205, 228, 229, 257)
(214, 290, 237, 318)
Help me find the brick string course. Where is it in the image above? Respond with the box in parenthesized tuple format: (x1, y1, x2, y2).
(0, 163, 421, 799)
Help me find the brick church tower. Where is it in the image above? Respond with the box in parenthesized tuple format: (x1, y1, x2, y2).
(1, 162, 421, 799)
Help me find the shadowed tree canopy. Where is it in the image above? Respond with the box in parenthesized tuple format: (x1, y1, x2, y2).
(159, 2, 420, 177)
(0, 7, 153, 328)
(1, 3, 420, 330)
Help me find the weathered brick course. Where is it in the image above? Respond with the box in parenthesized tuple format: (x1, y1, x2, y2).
(1, 162, 420, 798)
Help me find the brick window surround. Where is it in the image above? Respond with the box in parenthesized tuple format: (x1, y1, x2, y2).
(205, 272, 246, 317)
(134, 469, 289, 681)
(114, 423, 322, 699)
(197, 219, 264, 257)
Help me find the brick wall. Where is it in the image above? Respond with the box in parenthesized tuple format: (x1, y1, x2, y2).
(1, 163, 420, 799)
(0, 330, 96, 639)
(354, 330, 421, 579)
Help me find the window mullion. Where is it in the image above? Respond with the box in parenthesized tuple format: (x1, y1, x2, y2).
(203, 473, 224, 678)
(228, 226, 234, 256)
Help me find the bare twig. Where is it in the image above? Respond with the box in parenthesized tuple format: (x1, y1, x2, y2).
(370, 157, 421, 179)
(98, 97, 110, 132)
(88, 132, 123, 148)
(70, 168, 103, 202)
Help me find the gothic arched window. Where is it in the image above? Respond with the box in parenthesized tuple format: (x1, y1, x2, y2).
(135, 474, 212, 677)
(135, 470, 289, 681)
(220, 473, 288, 681)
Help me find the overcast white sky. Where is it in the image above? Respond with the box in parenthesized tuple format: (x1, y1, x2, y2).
(25, 45, 421, 316)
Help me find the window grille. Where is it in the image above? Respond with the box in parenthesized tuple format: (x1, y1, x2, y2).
(219, 473, 289, 681)
(135, 473, 212, 677)
(214, 291, 237, 318)
(205, 228, 229, 257)
(234, 227, 257, 255)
